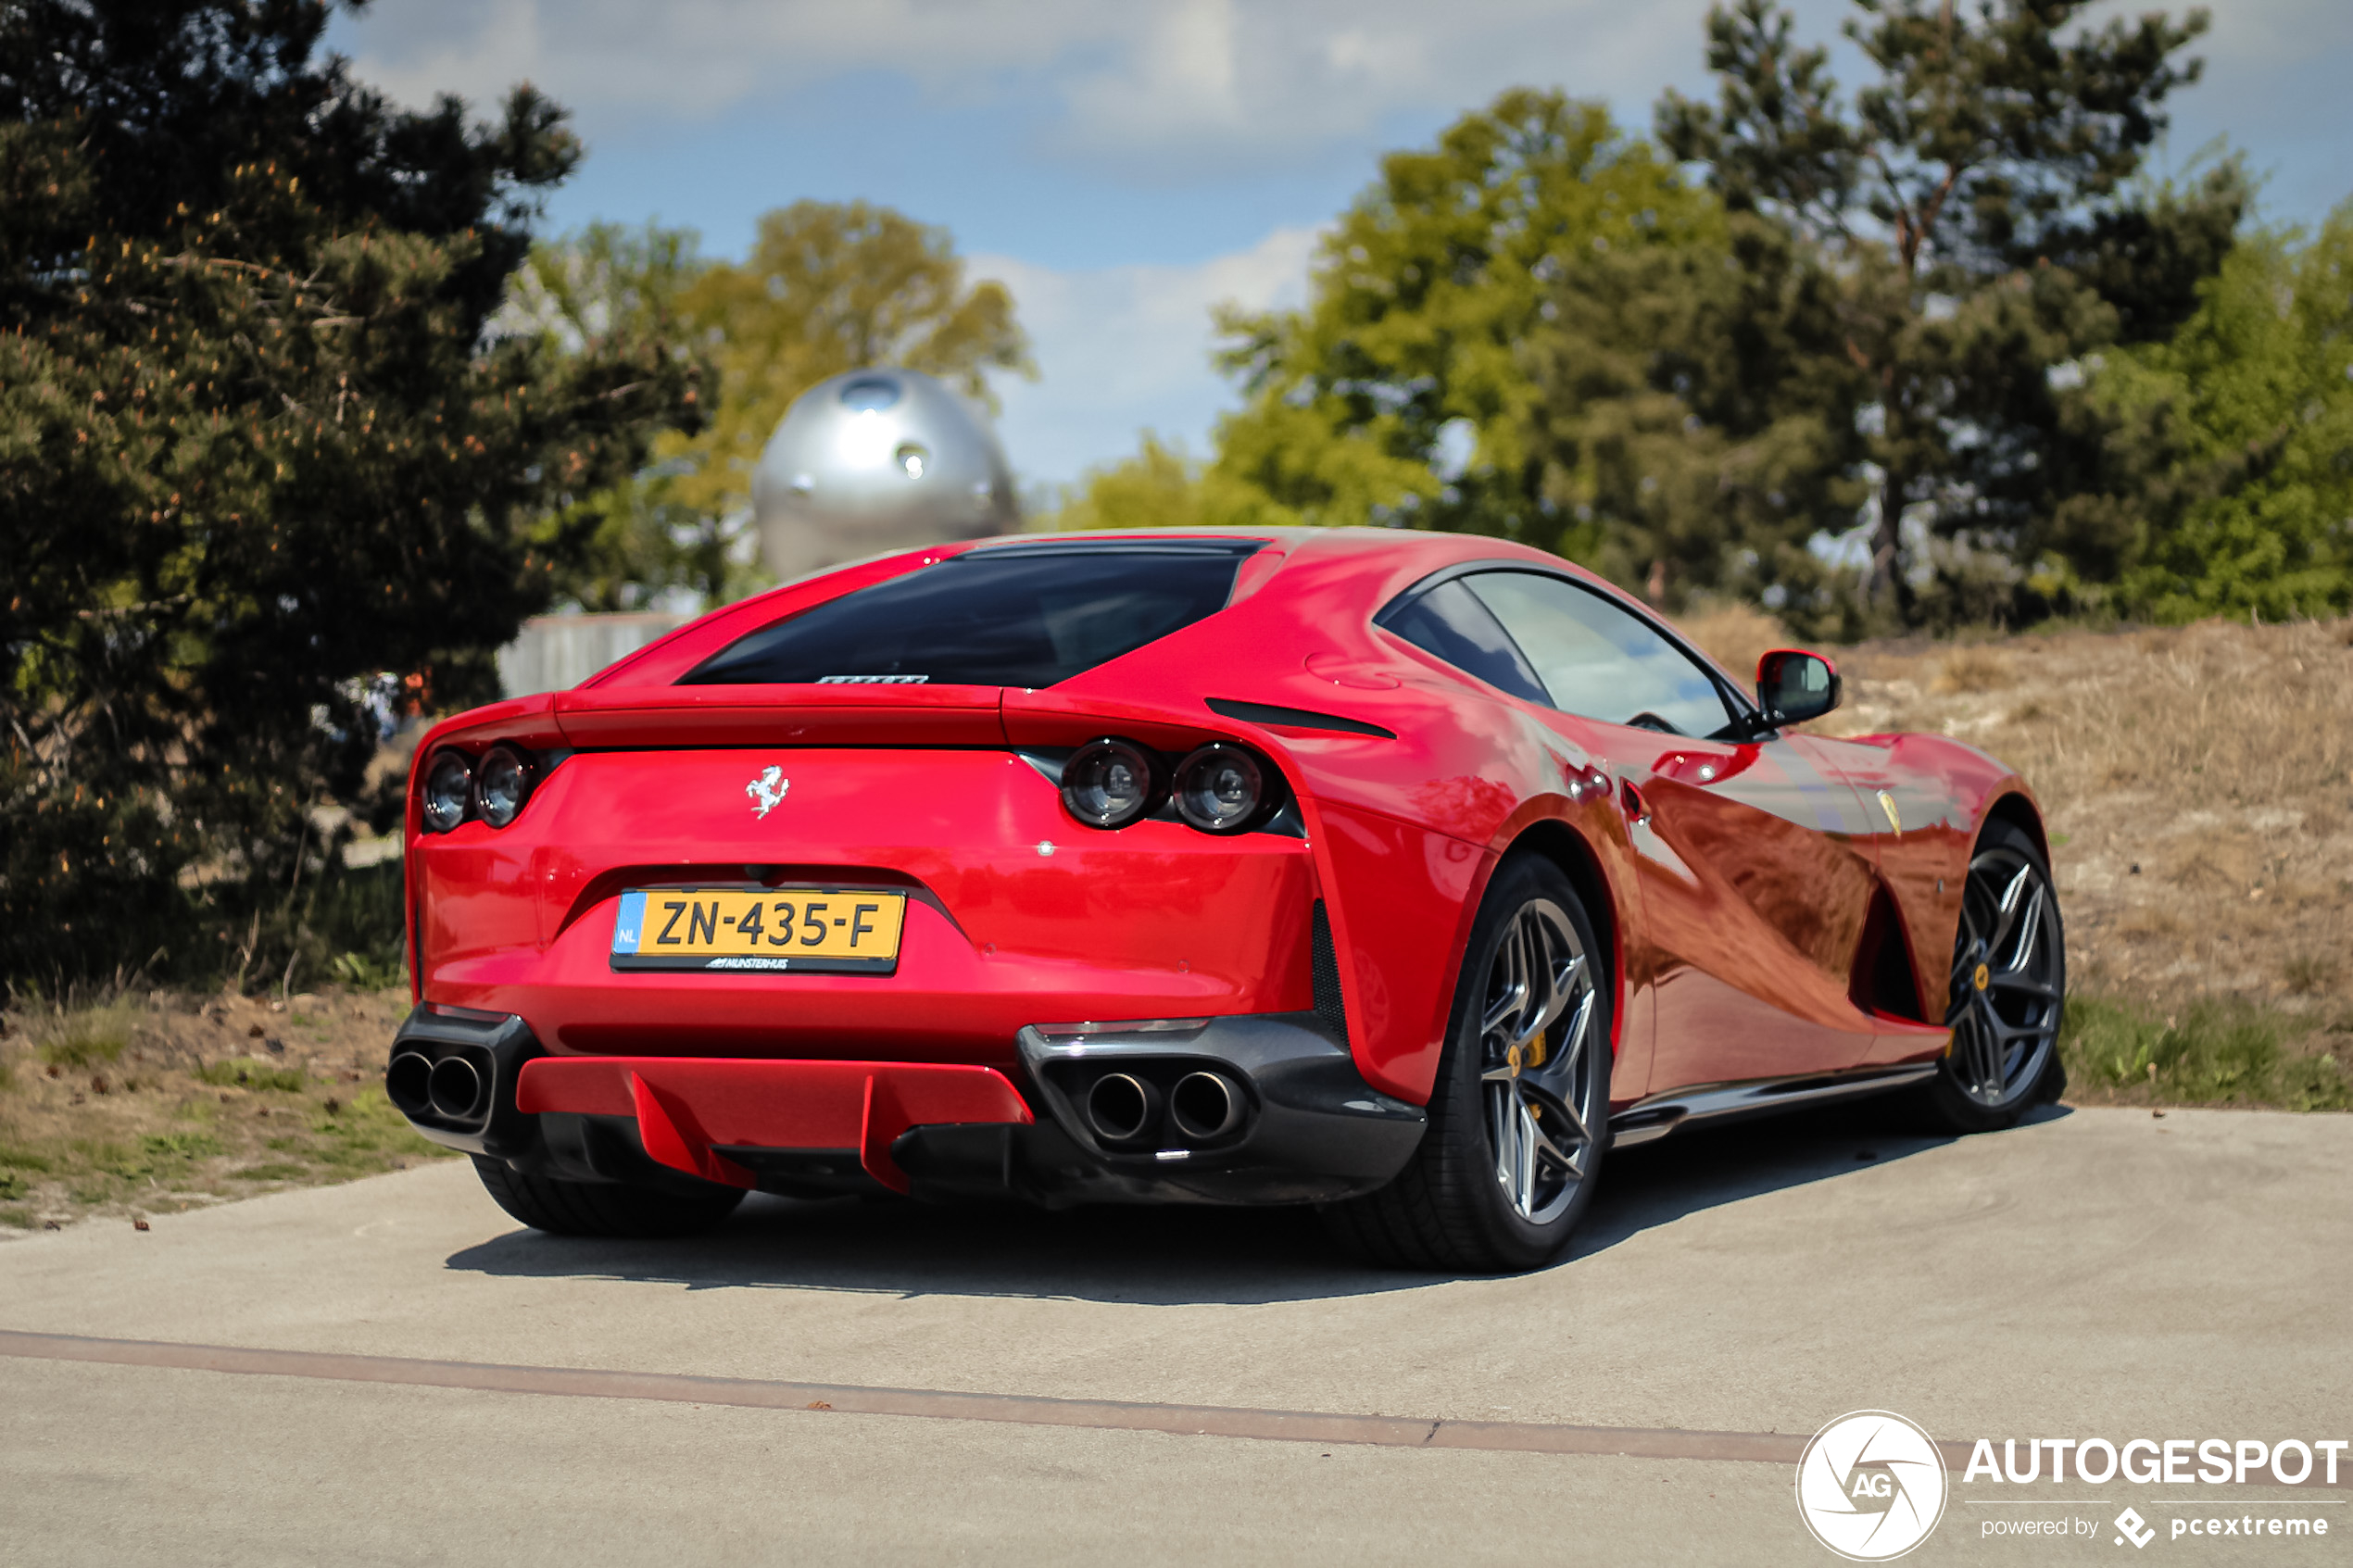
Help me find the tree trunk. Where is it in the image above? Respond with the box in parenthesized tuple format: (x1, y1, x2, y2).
(1866, 465, 1905, 612)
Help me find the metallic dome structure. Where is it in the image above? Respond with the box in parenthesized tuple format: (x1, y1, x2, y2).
(751, 369, 1019, 582)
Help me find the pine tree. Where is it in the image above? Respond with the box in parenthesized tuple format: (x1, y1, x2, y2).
(1657, 0, 2241, 624)
(1526, 209, 1871, 620)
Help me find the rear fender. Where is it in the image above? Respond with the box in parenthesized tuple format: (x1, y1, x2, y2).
(1010, 685, 1612, 1109)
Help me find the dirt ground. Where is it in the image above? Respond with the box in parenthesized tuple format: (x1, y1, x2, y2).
(0, 987, 450, 1236)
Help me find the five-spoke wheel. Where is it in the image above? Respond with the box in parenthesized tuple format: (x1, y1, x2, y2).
(1320, 855, 1610, 1272)
(1919, 818, 2066, 1131)
(1478, 897, 1602, 1226)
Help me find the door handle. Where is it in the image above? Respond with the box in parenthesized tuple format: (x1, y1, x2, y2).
(1618, 778, 1652, 826)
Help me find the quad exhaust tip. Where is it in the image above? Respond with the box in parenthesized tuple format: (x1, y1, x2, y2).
(1169, 1071, 1244, 1141)
(385, 1052, 433, 1118)
(388, 1049, 488, 1125)
(1081, 1068, 1248, 1148)
(1084, 1073, 1160, 1144)
(427, 1054, 486, 1122)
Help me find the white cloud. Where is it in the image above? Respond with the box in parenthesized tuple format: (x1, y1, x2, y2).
(343, 0, 2342, 193)
(333, 0, 2346, 487)
(343, 0, 1116, 122)
(340, 0, 1701, 175)
(969, 225, 1325, 489)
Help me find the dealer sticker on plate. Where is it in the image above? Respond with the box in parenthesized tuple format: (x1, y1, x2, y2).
(610, 888, 906, 973)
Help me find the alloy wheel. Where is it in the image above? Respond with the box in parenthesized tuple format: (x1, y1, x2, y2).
(1478, 898, 1601, 1224)
(1945, 843, 2062, 1107)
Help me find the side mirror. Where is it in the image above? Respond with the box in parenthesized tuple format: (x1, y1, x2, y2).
(1756, 648, 1841, 727)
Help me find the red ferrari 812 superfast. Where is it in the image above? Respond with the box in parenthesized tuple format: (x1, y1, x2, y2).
(387, 529, 2064, 1270)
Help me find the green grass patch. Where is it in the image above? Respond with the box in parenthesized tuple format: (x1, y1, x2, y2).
(310, 1086, 447, 1169)
(0, 1144, 53, 1172)
(139, 1131, 223, 1162)
(57, 1131, 228, 1185)
(193, 1060, 308, 1093)
(237, 1161, 311, 1182)
(36, 1005, 134, 1069)
(0, 1171, 30, 1202)
(329, 949, 405, 992)
(0, 1206, 34, 1229)
(2061, 994, 2353, 1110)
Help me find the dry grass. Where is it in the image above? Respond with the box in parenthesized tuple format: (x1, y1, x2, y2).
(0, 986, 450, 1235)
(1679, 597, 1794, 684)
(1817, 616, 2353, 1104)
(1931, 645, 2012, 694)
(1678, 604, 2353, 1107)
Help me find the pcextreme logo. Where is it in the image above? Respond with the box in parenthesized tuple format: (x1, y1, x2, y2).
(1796, 1411, 1951, 1561)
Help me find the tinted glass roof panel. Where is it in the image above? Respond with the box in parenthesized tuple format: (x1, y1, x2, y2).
(682, 542, 1261, 688)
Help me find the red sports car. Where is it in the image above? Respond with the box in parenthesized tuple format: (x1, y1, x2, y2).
(387, 529, 2064, 1270)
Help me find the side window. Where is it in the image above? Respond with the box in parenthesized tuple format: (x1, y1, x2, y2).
(1375, 579, 1549, 706)
(1462, 571, 1737, 738)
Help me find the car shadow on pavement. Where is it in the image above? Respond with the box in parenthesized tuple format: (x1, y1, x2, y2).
(443, 1099, 2070, 1305)
(1570, 1099, 2069, 1261)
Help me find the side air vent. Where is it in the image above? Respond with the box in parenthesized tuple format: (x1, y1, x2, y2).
(1310, 899, 1348, 1038)
(1204, 697, 1396, 739)
(1850, 887, 1926, 1022)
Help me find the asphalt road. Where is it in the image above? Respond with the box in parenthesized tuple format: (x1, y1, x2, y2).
(3, 1101, 2347, 1566)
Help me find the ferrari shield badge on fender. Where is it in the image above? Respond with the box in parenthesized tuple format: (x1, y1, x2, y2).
(745, 765, 789, 820)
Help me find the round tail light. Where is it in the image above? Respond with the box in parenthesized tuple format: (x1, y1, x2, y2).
(1173, 744, 1268, 834)
(1061, 738, 1158, 829)
(475, 746, 534, 828)
(422, 750, 472, 834)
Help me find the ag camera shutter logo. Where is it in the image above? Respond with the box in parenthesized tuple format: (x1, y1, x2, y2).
(1795, 1411, 1949, 1561)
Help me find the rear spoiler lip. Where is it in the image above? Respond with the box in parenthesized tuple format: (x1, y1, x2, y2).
(548, 682, 1010, 749)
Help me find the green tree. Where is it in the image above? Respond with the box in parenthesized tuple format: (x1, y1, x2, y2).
(1048, 435, 1298, 533)
(1658, 0, 2242, 624)
(1212, 89, 1716, 542)
(494, 221, 721, 609)
(1526, 210, 1871, 619)
(2083, 206, 2353, 621)
(0, 0, 698, 984)
(664, 200, 1032, 587)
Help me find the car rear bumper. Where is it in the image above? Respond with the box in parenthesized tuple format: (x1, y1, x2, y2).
(385, 1004, 1425, 1207)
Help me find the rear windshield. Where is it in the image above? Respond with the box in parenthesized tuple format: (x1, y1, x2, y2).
(682, 542, 1261, 688)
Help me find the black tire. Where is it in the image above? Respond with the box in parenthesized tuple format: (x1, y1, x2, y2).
(1319, 856, 1611, 1273)
(1913, 817, 2067, 1134)
(471, 1155, 745, 1238)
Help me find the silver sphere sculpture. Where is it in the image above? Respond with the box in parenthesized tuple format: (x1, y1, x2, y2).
(751, 369, 1019, 582)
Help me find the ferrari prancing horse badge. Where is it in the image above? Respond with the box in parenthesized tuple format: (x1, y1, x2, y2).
(745, 765, 789, 819)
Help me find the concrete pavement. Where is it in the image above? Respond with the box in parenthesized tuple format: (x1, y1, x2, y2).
(3, 1102, 2347, 1564)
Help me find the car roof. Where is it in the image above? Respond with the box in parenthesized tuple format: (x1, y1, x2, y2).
(978, 525, 1582, 574)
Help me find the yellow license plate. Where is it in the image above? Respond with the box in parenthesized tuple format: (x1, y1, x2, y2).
(610, 887, 906, 974)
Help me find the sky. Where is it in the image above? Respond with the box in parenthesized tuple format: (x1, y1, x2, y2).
(335, 0, 2350, 495)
